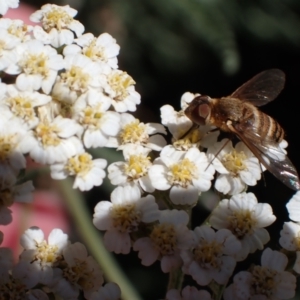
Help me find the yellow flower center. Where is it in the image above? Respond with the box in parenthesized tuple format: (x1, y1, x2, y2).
(81, 106, 103, 127)
(250, 266, 277, 297)
(35, 240, 60, 265)
(111, 204, 142, 233)
(61, 66, 90, 94)
(19, 53, 48, 76)
(43, 8, 73, 31)
(107, 71, 135, 101)
(62, 258, 98, 291)
(7, 23, 29, 39)
(120, 120, 148, 144)
(227, 210, 256, 238)
(65, 153, 93, 176)
(174, 127, 202, 151)
(125, 155, 151, 180)
(0, 136, 15, 162)
(83, 39, 107, 62)
(35, 121, 61, 147)
(7, 96, 35, 122)
(150, 223, 177, 256)
(193, 240, 223, 269)
(169, 158, 197, 187)
(222, 150, 247, 175)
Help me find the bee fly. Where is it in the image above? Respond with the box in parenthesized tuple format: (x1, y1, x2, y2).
(184, 69, 300, 191)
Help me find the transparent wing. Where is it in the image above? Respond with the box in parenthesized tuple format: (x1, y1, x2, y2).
(229, 122, 300, 191)
(230, 69, 285, 106)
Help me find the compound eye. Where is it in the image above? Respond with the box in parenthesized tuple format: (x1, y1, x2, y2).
(198, 103, 210, 119)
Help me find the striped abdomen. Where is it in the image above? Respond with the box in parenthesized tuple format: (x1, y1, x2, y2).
(253, 110, 284, 143)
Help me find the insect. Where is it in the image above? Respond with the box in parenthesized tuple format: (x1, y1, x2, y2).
(184, 69, 300, 191)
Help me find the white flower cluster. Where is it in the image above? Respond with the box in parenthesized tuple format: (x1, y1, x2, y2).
(92, 90, 298, 299)
(0, 227, 120, 300)
(1, 2, 300, 300)
(0, 1, 145, 204)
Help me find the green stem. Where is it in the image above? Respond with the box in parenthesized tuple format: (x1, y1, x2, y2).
(57, 178, 142, 300)
(167, 267, 184, 291)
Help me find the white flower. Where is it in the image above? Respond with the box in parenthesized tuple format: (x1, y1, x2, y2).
(64, 32, 120, 69)
(224, 248, 296, 300)
(27, 114, 83, 165)
(0, 260, 46, 299)
(93, 185, 160, 254)
(104, 70, 141, 112)
(160, 104, 219, 151)
(90, 282, 121, 300)
(72, 90, 120, 148)
(279, 221, 300, 273)
(0, 112, 32, 176)
(149, 145, 214, 205)
(1, 84, 52, 129)
(0, 18, 32, 42)
(208, 139, 262, 195)
(0, 0, 19, 16)
(30, 4, 84, 47)
(133, 210, 193, 273)
(166, 286, 212, 300)
(181, 226, 241, 286)
(108, 113, 166, 151)
(51, 242, 103, 299)
(52, 54, 104, 104)
(0, 27, 22, 71)
(108, 145, 155, 193)
(286, 191, 300, 222)
(209, 192, 276, 261)
(50, 152, 107, 191)
(6, 39, 64, 94)
(20, 227, 69, 285)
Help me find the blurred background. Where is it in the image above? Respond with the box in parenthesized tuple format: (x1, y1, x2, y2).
(4, 0, 300, 299)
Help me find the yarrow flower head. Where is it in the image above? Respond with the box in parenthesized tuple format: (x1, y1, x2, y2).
(149, 145, 214, 205)
(224, 248, 296, 300)
(209, 192, 276, 261)
(133, 209, 193, 273)
(63, 32, 120, 69)
(71, 89, 121, 148)
(50, 242, 104, 300)
(93, 185, 160, 254)
(208, 139, 262, 195)
(6, 39, 65, 94)
(0, 248, 48, 299)
(108, 144, 155, 193)
(279, 221, 300, 274)
(20, 227, 69, 285)
(30, 4, 85, 47)
(181, 225, 241, 286)
(50, 151, 107, 191)
(108, 113, 167, 151)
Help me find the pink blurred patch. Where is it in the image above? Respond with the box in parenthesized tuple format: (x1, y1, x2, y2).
(0, 191, 69, 259)
(4, 2, 37, 25)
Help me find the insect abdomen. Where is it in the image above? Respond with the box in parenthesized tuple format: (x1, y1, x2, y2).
(254, 110, 284, 143)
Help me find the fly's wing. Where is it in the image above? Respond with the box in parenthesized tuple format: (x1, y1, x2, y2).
(230, 69, 285, 106)
(228, 122, 300, 191)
